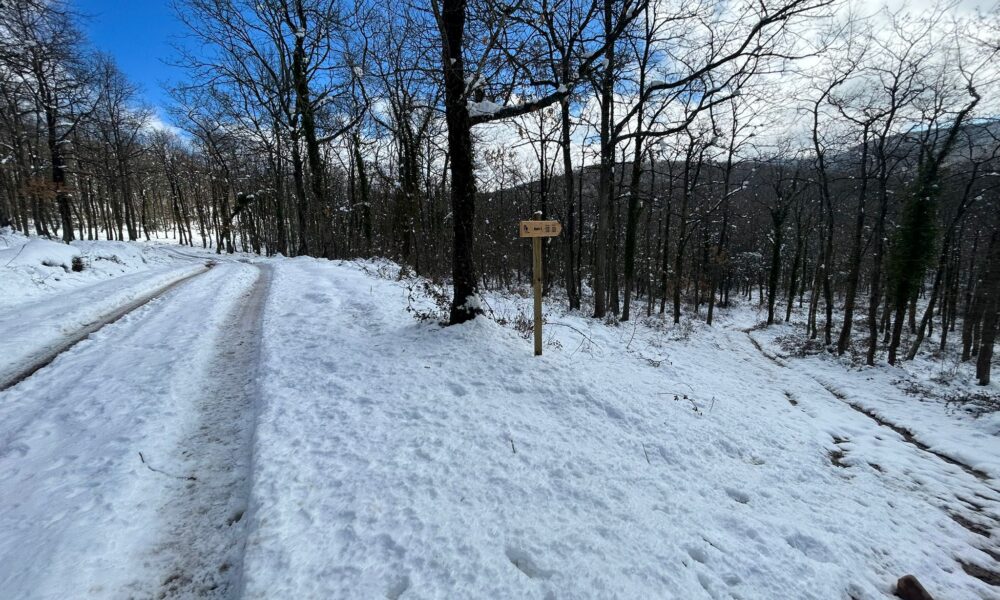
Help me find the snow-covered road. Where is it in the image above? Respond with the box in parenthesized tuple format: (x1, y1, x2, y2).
(0, 263, 210, 390)
(0, 260, 265, 598)
(0, 243, 997, 599)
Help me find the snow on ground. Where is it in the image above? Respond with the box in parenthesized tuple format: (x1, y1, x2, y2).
(0, 229, 257, 387)
(0, 234, 997, 599)
(0, 263, 209, 386)
(750, 321, 1000, 479)
(242, 257, 999, 599)
(0, 228, 200, 307)
(0, 237, 80, 270)
(0, 261, 261, 598)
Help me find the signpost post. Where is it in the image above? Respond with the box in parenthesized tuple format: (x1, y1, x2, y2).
(519, 215, 562, 356)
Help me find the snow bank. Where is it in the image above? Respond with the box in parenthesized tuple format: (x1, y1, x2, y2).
(0, 237, 80, 270)
(0, 229, 209, 308)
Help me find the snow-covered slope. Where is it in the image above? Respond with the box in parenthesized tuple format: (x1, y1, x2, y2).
(241, 257, 999, 599)
(750, 323, 1000, 479)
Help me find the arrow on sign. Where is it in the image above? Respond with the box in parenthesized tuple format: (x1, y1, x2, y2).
(519, 220, 562, 238)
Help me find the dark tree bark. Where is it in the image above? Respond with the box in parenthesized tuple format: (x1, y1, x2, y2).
(561, 97, 579, 310)
(836, 129, 870, 353)
(974, 230, 1000, 385)
(592, 0, 615, 319)
(439, 0, 480, 324)
(887, 87, 980, 364)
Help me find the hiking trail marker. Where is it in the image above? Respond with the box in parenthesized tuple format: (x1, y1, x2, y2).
(519, 214, 562, 356)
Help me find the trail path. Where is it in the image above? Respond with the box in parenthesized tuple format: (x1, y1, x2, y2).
(0, 261, 266, 598)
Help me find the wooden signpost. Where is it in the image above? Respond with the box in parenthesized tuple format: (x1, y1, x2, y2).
(519, 215, 562, 356)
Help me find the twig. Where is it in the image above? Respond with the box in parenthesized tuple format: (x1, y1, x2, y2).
(509, 438, 516, 454)
(545, 321, 601, 350)
(625, 318, 640, 350)
(138, 451, 197, 481)
(642, 443, 650, 465)
(2, 242, 28, 268)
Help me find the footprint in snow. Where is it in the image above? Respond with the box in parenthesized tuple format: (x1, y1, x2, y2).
(506, 546, 553, 580)
(725, 487, 750, 504)
(784, 532, 833, 563)
(685, 545, 709, 564)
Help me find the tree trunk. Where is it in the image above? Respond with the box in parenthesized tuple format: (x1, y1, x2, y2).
(561, 98, 579, 310)
(592, 0, 615, 319)
(621, 139, 644, 321)
(441, 0, 480, 324)
(766, 208, 785, 325)
(974, 231, 1000, 384)
(46, 109, 74, 243)
(836, 135, 870, 354)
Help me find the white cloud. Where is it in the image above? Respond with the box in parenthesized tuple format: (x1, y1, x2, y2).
(145, 111, 184, 137)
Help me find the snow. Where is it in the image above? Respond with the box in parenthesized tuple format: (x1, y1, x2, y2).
(0, 236, 997, 599)
(0, 230, 217, 385)
(0, 262, 208, 386)
(0, 229, 203, 307)
(0, 237, 80, 270)
(0, 262, 261, 597)
(239, 258, 999, 599)
(750, 322, 1000, 479)
(468, 99, 504, 117)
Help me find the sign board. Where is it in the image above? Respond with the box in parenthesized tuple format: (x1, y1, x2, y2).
(520, 219, 562, 356)
(519, 220, 562, 238)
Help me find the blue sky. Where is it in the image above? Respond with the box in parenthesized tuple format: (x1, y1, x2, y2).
(76, 0, 185, 116)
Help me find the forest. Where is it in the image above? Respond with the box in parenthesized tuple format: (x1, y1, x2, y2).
(1, 0, 999, 384)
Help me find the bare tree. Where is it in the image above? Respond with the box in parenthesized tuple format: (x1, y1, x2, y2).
(1, 0, 105, 242)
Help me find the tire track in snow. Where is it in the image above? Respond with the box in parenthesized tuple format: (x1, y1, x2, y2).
(807, 374, 1000, 588)
(742, 328, 993, 484)
(0, 263, 213, 392)
(149, 264, 271, 599)
(157, 246, 255, 264)
(740, 328, 1000, 589)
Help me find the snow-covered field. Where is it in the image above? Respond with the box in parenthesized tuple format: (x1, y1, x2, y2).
(0, 231, 997, 599)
